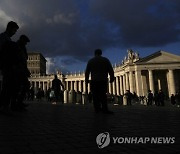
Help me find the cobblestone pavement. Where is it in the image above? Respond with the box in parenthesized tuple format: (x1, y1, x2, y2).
(0, 101, 180, 154)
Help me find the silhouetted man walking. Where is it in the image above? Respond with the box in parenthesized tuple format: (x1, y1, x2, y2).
(52, 75, 64, 103)
(85, 49, 114, 114)
(0, 21, 19, 113)
(11, 35, 31, 111)
(147, 90, 153, 106)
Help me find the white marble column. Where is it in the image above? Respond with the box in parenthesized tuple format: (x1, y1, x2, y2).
(34, 81, 37, 93)
(120, 75, 123, 95)
(168, 69, 176, 95)
(125, 73, 129, 90)
(71, 81, 73, 90)
(158, 79, 161, 90)
(116, 76, 120, 95)
(109, 81, 112, 94)
(123, 75, 126, 94)
(47, 81, 49, 90)
(135, 70, 143, 96)
(79, 80, 82, 92)
(50, 80, 52, 87)
(129, 71, 134, 93)
(65, 81, 68, 90)
(113, 78, 116, 95)
(74, 81, 78, 92)
(88, 83, 90, 93)
(43, 81, 45, 91)
(83, 81, 86, 93)
(148, 69, 154, 93)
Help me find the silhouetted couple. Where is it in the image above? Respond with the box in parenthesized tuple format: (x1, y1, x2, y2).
(85, 49, 114, 114)
(154, 90, 165, 106)
(0, 21, 30, 114)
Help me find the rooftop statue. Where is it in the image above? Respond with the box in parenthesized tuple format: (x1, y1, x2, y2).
(134, 52, 139, 59)
(127, 49, 134, 60)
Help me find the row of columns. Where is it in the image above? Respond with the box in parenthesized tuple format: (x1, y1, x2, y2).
(148, 69, 176, 95)
(108, 71, 135, 96)
(108, 69, 176, 96)
(30, 80, 52, 92)
(29, 69, 176, 97)
(65, 80, 90, 93)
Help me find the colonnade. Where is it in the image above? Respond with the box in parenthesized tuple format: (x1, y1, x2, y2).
(0, 51, 179, 100)
(30, 80, 52, 92)
(108, 69, 176, 97)
(21, 50, 180, 98)
(65, 80, 90, 93)
(28, 68, 177, 99)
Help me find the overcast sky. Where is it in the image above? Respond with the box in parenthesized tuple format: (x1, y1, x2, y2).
(0, 0, 180, 74)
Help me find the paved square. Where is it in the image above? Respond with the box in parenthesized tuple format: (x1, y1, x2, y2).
(0, 101, 180, 154)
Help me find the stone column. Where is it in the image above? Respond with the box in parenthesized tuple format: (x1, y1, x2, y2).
(74, 81, 78, 92)
(120, 76, 123, 95)
(88, 83, 90, 93)
(64, 90, 68, 103)
(168, 69, 176, 95)
(43, 81, 44, 90)
(83, 81, 86, 93)
(116, 76, 120, 95)
(109, 81, 112, 94)
(129, 71, 134, 93)
(34, 81, 37, 94)
(123, 74, 126, 94)
(158, 79, 161, 90)
(47, 81, 49, 90)
(50, 80, 52, 88)
(113, 77, 116, 95)
(125, 73, 129, 90)
(148, 69, 155, 93)
(79, 80, 82, 92)
(65, 81, 68, 90)
(135, 70, 143, 96)
(71, 81, 74, 90)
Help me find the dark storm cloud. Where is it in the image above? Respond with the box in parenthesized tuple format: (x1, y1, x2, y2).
(89, 0, 180, 47)
(0, 0, 121, 58)
(0, 0, 180, 72)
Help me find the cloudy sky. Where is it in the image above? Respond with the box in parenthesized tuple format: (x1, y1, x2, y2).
(0, 0, 180, 74)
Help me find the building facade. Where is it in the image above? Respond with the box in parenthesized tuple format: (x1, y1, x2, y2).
(27, 52, 47, 76)
(28, 50, 180, 98)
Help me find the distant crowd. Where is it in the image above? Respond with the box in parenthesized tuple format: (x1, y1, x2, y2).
(23, 87, 180, 108)
(105, 89, 180, 107)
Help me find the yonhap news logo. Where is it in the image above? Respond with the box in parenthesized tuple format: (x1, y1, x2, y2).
(96, 132, 110, 149)
(96, 132, 175, 149)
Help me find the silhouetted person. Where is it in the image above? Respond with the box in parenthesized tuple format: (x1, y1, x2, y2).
(36, 88, 43, 101)
(133, 92, 138, 103)
(85, 49, 114, 114)
(170, 94, 176, 105)
(125, 90, 133, 105)
(88, 92, 93, 103)
(175, 92, 180, 107)
(11, 35, 31, 111)
(52, 75, 64, 103)
(29, 87, 35, 101)
(158, 90, 165, 106)
(46, 88, 51, 101)
(0, 21, 19, 113)
(147, 90, 153, 106)
(154, 91, 159, 106)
